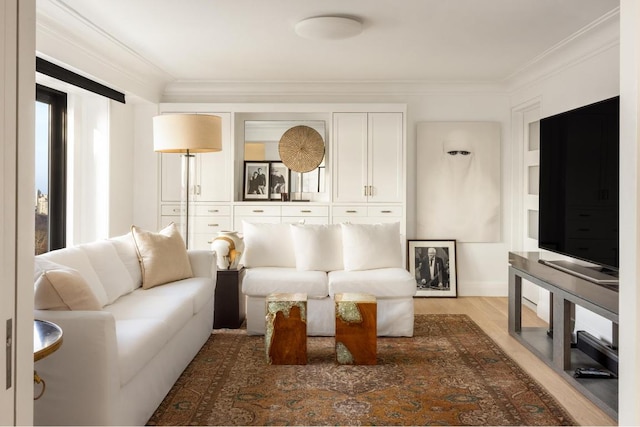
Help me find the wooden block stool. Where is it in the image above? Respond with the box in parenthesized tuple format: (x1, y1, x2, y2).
(265, 293, 307, 365)
(335, 293, 377, 365)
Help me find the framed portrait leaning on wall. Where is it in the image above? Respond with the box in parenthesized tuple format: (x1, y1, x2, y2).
(408, 239, 457, 297)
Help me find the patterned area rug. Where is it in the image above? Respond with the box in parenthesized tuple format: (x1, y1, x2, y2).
(147, 314, 575, 426)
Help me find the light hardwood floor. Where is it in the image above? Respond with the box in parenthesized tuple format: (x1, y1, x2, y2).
(414, 297, 616, 426)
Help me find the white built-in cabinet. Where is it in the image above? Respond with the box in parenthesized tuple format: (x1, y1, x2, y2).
(332, 112, 404, 203)
(159, 112, 232, 203)
(158, 111, 233, 248)
(156, 104, 406, 249)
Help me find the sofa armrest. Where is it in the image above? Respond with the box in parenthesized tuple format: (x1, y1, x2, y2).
(188, 249, 217, 278)
(33, 309, 121, 426)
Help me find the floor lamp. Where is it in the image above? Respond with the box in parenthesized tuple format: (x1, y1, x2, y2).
(153, 114, 222, 248)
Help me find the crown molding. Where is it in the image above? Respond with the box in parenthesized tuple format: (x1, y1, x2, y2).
(505, 7, 620, 93)
(161, 80, 508, 103)
(36, 0, 173, 102)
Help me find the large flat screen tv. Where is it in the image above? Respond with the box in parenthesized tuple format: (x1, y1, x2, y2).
(538, 96, 619, 281)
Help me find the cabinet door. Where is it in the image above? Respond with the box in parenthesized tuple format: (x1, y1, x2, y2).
(160, 153, 183, 202)
(195, 113, 231, 202)
(368, 113, 403, 202)
(333, 113, 368, 203)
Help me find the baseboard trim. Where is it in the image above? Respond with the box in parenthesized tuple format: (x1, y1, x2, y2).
(458, 281, 507, 297)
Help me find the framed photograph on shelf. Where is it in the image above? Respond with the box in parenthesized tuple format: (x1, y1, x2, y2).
(243, 161, 270, 200)
(408, 240, 457, 297)
(269, 162, 290, 200)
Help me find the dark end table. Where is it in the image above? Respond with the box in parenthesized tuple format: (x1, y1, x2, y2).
(213, 266, 246, 329)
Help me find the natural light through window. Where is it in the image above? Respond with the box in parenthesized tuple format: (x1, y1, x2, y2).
(35, 101, 50, 255)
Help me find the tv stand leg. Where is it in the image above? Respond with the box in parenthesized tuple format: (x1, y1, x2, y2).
(552, 295, 573, 370)
(547, 293, 554, 337)
(611, 322, 619, 350)
(508, 268, 522, 335)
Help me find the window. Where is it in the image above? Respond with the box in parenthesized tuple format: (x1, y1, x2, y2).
(35, 84, 67, 254)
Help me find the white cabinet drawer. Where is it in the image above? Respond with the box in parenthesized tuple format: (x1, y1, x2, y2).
(367, 206, 402, 217)
(161, 204, 185, 216)
(193, 217, 231, 233)
(194, 205, 231, 216)
(160, 215, 182, 228)
(281, 205, 329, 217)
(332, 206, 367, 217)
(234, 205, 281, 216)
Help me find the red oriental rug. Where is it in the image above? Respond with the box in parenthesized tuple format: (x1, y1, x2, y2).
(147, 314, 574, 426)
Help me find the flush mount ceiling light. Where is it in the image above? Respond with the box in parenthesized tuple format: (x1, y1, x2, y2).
(295, 16, 363, 40)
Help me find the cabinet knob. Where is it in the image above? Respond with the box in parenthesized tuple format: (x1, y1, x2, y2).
(208, 223, 219, 227)
(253, 209, 264, 213)
(300, 210, 311, 213)
(172, 208, 181, 213)
(346, 210, 357, 213)
(380, 210, 392, 214)
(208, 209, 219, 213)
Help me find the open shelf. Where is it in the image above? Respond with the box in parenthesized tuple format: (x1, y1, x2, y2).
(509, 252, 619, 421)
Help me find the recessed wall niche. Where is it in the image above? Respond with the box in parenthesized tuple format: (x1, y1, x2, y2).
(241, 118, 328, 201)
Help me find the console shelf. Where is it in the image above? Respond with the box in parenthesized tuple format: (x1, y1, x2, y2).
(508, 252, 619, 420)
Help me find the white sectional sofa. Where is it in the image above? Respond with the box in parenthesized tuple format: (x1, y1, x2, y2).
(241, 221, 416, 336)
(33, 224, 216, 426)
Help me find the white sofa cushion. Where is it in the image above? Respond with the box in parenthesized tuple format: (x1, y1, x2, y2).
(328, 268, 416, 298)
(36, 247, 109, 307)
(139, 277, 214, 315)
(34, 268, 102, 311)
(290, 223, 343, 271)
(110, 233, 143, 289)
(242, 267, 328, 298)
(131, 223, 193, 289)
(242, 222, 296, 268)
(104, 291, 193, 342)
(80, 240, 136, 304)
(340, 222, 403, 271)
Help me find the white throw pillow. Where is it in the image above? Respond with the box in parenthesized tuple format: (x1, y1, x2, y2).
(35, 247, 109, 307)
(290, 223, 343, 271)
(242, 222, 296, 268)
(80, 240, 136, 304)
(34, 268, 102, 311)
(131, 223, 193, 289)
(340, 222, 403, 271)
(110, 232, 143, 289)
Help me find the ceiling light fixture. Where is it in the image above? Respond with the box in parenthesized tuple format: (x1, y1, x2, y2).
(295, 16, 363, 40)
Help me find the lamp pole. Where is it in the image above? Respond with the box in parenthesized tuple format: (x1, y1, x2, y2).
(183, 150, 193, 248)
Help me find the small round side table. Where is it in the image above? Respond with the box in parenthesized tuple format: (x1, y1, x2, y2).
(34, 319, 63, 400)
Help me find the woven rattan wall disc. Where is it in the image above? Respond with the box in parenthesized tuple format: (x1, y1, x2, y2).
(278, 125, 325, 173)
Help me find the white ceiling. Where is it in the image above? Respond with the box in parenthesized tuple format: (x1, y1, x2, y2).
(38, 0, 619, 85)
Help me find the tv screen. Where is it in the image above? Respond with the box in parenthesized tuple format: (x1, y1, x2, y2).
(538, 96, 619, 271)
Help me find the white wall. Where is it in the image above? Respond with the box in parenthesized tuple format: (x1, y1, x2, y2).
(405, 92, 511, 295)
(132, 103, 160, 231)
(619, 1, 640, 423)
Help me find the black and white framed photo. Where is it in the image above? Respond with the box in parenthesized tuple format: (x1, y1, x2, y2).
(243, 161, 270, 200)
(269, 162, 289, 200)
(408, 240, 457, 297)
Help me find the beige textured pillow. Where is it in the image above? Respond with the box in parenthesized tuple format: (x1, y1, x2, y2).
(34, 268, 102, 310)
(131, 223, 193, 289)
